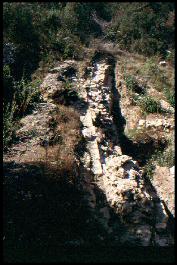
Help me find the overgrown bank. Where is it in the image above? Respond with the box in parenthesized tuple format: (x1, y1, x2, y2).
(3, 2, 175, 262)
(3, 2, 175, 151)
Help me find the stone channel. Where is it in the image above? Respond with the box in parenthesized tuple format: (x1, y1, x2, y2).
(10, 55, 173, 247)
(73, 56, 174, 246)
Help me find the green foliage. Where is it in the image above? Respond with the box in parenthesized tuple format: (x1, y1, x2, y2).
(139, 57, 172, 93)
(142, 58, 161, 76)
(3, 64, 41, 149)
(153, 148, 174, 168)
(124, 74, 138, 92)
(3, 65, 14, 105)
(163, 87, 175, 108)
(13, 78, 42, 116)
(3, 2, 174, 150)
(145, 145, 175, 180)
(4, 2, 175, 67)
(3, 102, 17, 151)
(139, 96, 162, 114)
(64, 80, 73, 90)
(105, 3, 174, 56)
(3, 3, 40, 79)
(144, 162, 155, 180)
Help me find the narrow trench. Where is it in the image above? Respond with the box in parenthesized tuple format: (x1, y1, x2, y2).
(110, 56, 175, 244)
(78, 51, 174, 247)
(111, 79, 168, 167)
(3, 53, 174, 262)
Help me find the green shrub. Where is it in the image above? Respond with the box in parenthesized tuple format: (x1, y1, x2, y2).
(3, 102, 17, 151)
(124, 74, 137, 91)
(144, 162, 155, 180)
(3, 65, 14, 106)
(154, 148, 174, 168)
(3, 68, 42, 150)
(164, 87, 175, 108)
(139, 96, 162, 113)
(3, 3, 41, 80)
(139, 57, 172, 92)
(13, 78, 42, 117)
(124, 74, 147, 100)
(142, 58, 160, 76)
(105, 3, 174, 56)
(144, 146, 174, 180)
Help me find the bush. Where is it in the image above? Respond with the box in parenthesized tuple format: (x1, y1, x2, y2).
(3, 3, 41, 80)
(154, 148, 174, 168)
(164, 87, 175, 108)
(124, 74, 137, 91)
(3, 65, 42, 150)
(139, 57, 172, 93)
(3, 42, 16, 65)
(144, 162, 156, 180)
(13, 78, 42, 117)
(3, 102, 17, 151)
(139, 96, 162, 113)
(105, 3, 174, 56)
(3, 65, 14, 106)
(142, 58, 160, 76)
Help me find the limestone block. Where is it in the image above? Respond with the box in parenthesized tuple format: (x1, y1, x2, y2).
(138, 119, 146, 127)
(170, 166, 175, 175)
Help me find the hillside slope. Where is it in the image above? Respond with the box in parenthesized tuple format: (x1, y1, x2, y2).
(3, 2, 175, 262)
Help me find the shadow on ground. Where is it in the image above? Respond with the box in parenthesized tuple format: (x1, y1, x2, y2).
(3, 52, 175, 262)
(3, 159, 175, 262)
(3, 160, 107, 261)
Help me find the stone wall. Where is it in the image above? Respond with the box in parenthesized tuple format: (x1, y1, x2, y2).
(31, 57, 174, 246)
(75, 58, 174, 246)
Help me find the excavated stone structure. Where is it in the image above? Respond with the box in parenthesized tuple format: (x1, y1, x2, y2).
(73, 57, 174, 246)
(39, 57, 174, 246)
(7, 57, 173, 247)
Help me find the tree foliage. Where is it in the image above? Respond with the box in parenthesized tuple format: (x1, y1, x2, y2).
(105, 2, 174, 56)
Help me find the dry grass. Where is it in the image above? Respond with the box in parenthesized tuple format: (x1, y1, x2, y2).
(45, 104, 81, 176)
(118, 52, 174, 95)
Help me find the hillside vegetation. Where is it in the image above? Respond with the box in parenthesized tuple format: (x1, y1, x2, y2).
(3, 2, 175, 262)
(3, 3, 174, 150)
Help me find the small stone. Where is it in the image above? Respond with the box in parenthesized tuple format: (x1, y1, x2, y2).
(139, 120, 145, 127)
(114, 146, 122, 155)
(159, 61, 166, 66)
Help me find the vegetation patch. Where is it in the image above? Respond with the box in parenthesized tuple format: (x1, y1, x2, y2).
(52, 87, 79, 106)
(144, 145, 174, 180)
(137, 96, 163, 114)
(163, 87, 175, 108)
(139, 57, 172, 92)
(3, 65, 42, 151)
(124, 74, 146, 95)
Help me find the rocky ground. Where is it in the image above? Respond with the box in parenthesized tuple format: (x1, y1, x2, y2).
(3, 51, 175, 257)
(115, 60, 175, 219)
